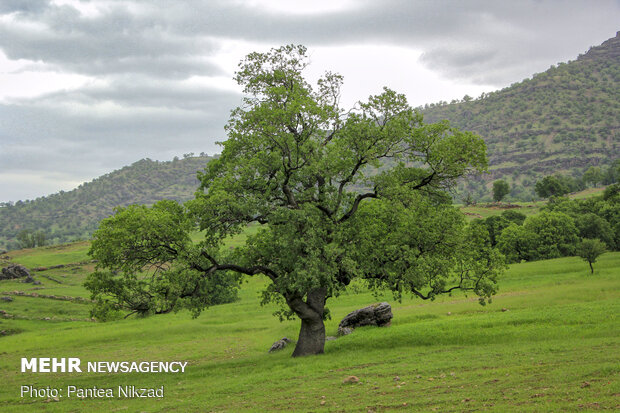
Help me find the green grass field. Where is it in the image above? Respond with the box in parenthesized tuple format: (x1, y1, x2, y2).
(0, 237, 618, 412)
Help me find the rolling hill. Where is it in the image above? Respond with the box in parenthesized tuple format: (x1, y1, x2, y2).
(0, 156, 214, 250)
(422, 31, 620, 200)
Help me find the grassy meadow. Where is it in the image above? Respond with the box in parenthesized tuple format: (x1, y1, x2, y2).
(0, 235, 618, 412)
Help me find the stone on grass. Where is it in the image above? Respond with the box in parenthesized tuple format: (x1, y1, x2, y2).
(337, 302, 392, 336)
(343, 376, 359, 384)
(268, 337, 293, 353)
(338, 327, 354, 336)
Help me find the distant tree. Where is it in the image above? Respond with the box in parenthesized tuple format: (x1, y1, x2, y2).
(576, 238, 606, 273)
(576, 213, 614, 248)
(499, 210, 580, 262)
(583, 166, 604, 187)
(492, 180, 510, 202)
(535, 175, 570, 198)
(524, 211, 579, 259)
(33, 231, 47, 247)
(603, 160, 620, 185)
(563, 174, 585, 192)
(16, 229, 47, 249)
(462, 192, 475, 206)
(16, 230, 34, 249)
(86, 44, 504, 357)
(482, 215, 510, 247)
(501, 210, 526, 226)
(497, 223, 535, 263)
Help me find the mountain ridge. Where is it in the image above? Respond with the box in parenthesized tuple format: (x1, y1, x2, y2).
(422, 31, 619, 200)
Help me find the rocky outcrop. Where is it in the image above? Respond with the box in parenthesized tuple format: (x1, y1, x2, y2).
(1, 264, 30, 280)
(337, 302, 393, 336)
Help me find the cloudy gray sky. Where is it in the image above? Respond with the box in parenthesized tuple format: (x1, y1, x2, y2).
(1, 0, 619, 202)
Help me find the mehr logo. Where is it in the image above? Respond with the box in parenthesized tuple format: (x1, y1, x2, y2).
(21, 358, 82, 373)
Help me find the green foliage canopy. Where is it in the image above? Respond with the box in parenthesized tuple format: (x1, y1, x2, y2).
(86, 200, 239, 320)
(492, 179, 510, 202)
(535, 175, 572, 198)
(576, 238, 607, 273)
(16, 229, 47, 249)
(497, 211, 580, 262)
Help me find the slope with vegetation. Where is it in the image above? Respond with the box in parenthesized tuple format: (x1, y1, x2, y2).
(0, 155, 213, 250)
(423, 32, 620, 201)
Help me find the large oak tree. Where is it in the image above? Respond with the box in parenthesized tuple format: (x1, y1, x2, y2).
(86, 45, 504, 357)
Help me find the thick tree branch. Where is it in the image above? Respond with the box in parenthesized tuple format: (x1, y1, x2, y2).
(338, 191, 378, 223)
(194, 251, 278, 282)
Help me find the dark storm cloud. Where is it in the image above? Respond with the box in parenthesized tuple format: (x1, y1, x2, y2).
(0, 89, 235, 192)
(1, 0, 619, 201)
(0, 4, 223, 79)
(2, 0, 619, 84)
(1, 80, 240, 161)
(29, 77, 240, 111)
(0, 0, 50, 15)
(137, 0, 619, 84)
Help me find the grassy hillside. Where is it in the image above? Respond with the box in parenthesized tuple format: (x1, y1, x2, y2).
(0, 238, 618, 412)
(423, 32, 620, 201)
(0, 155, 213, 250)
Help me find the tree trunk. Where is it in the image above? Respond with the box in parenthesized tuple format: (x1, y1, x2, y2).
(589, 261, 594, 274)
(286, 287, 327, 357)
(292, 316, 325, 357)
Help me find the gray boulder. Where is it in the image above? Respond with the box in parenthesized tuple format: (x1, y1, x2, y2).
(338, 327, 354, 336)
(22, 275, 36, 283)
(337, 302, 393, 336)
(268, 337, 293, 353)
(1, 264, 30, 280)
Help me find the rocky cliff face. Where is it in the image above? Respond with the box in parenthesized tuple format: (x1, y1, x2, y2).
(578, 32, 620, 62)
